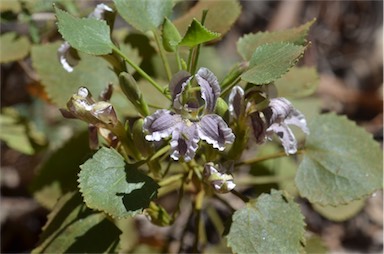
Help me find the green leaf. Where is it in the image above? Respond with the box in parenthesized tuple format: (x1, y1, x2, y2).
(179, 18, 220, 47)
(0, 110, 35, 155)
(0, 32, 30, 63)
(241, 42, 306, 85)
(30, 131, 90, 209)
(313, 199, 366, 222)
(55, 7, 113, 55)
(174, 0, 241, 37)
(31, 42, 119, 108)
(304, 234, 328, 254)
(237, 19, 315, 60)
(113, 0, 173, 32)
(78, 147, 159, 218)
(226, 190, 306, 254)
(32, 192, 121, 253)
(274, 67, 319, 99)
(162, 17, 182, 52)
(295, 113, 383, 206)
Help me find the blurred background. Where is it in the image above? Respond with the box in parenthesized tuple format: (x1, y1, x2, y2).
(1, 0, 382, 253)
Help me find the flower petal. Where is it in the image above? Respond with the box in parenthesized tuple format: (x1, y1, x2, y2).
(285, 109, 310, 134)
(268, 98, 294, 124)
(57, 41, 79, 73)
(173, 75, 193, 111)
(143, 109, 182, 141)
(267, 122, 297, 154)
(170, 123, 199, 161)
(250, 112, 267, 144)
(89, 3, 113, 19)
(195, 67, 221, 114)
(169, 70, 191, 99)
(198, 114, 235, 151)
(228, 85, 245, 120)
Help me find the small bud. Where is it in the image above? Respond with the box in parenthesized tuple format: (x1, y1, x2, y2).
(119, 72, 141, 102)
(132, 118, 152, 158)
(204, 162, 236, 194)
(215, 97, 229, 119)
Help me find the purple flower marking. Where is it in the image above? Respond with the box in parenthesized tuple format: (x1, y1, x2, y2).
(143, 68, 235, 161)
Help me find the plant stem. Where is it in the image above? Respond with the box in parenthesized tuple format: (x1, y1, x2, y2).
(231, 189, 249, 203)
(176, 48, 182, 70)
(235, 149, 305, 166)
(112, 46, 170, 99)
(111, 122, 139, 161)
(153, 30, 172, 81)
(193, 189, 205, 253)
(148, 145, 171, 161)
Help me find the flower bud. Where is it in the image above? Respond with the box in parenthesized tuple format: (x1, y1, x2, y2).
(119, 72, 141, 102)
(132, 118, 152, 158)
(204, 162, 236, 194)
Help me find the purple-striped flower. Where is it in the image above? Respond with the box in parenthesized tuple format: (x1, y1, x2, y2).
(229, 86, 309, 154)
(143, 68, 235, 161)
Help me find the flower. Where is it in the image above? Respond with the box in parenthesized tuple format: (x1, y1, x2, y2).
(204, 162, 236, 193)
(228, 86, 309, 154)
(143, 68, 235, 161)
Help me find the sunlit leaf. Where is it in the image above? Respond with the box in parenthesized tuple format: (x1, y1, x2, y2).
(179, 19, 220, 48)
(30, 131, 90, 209)
(55, 7, 114, 55)
(0, 32, 30, 63)
(275, 67, 319, 98)
(241, 42, 306, 85)
(113, 0, 173, 32)
(32, 192, 121, 253)
(226, 190, 306, 254)
(296, 113, 383, 206)
(174, 0, 241, 36)
(78, 147, 159, 218)
(237, 19, 315, 60)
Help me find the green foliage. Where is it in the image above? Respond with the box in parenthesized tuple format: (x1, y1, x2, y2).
(0, 108, 44, 155)
(31, 42, 118, 107)
(55, 7, 114, 55)
(274, 67, 319, 98)
(30, 131, 90, 209)
(32, 192, 121, 253)
(296, 113, 383, 206)
(226, 190, 306, 254)
(174, 0, 241, 36)
(113, 0, 173, 32)
(241, 42, 306, 85)
(0, 32, 30, 63)
(179, 19, 221, 48)
(237, 19, 315, 60)
(78, 147, 159, 218)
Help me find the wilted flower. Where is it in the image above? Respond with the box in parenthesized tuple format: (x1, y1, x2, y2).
(228, 86, 309, 154)
(60, 87, 118, 128)
(143, 68, 235, 162)
(204, 162, 236, 193)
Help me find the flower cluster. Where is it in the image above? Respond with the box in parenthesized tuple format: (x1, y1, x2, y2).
(143, 68, 235, 162)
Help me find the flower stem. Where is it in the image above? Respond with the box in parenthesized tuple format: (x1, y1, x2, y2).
(153, 30, 172, 81)
(235, 149, 305, 166)
(231, 189, 249, 203)
(112, 46, 170, 99)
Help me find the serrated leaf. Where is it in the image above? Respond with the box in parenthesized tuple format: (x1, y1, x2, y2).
(162, 17, 182, 52)
(55, 7, 113, 55)
(31, 42, 119, 108)
(313, 199, 366, 222)
(0, 32, 30, 63)
(179, 18, 220, 47)
(113, 0, 173, 32)
(32, 192, 121, 253)
(78, 147, 159, 218)
(30, 131, 90, 209)
(275, 67, 319, 98)
(237, 19, 315, 60)
(174, 0, 241, 37)
(241, 42, 306, 85)
(295, 113, 383, 206)
(226, 190, 306, 254)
